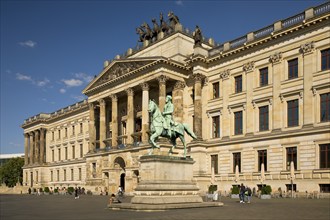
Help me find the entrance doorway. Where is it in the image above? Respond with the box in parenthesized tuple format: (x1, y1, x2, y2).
(114, 157, 126, 191)
(120, 173, 126, 191)
(30, 172, 33, 187)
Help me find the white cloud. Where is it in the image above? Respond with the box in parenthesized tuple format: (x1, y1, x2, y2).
(16, 73, 32, 81)
(59, 88, 66, 94)
(36, 78, 50, 87)
(175, 0, 183, 6)
(74, 72, 93, 83)
(62, 79, 83, 87)
(19, 40, 37, 48)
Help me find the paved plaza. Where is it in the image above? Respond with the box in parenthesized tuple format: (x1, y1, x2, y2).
(1, 194, 329, 220)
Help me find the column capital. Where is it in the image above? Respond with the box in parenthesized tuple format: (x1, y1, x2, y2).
(98, 98, 106, 105)
(220, 70, 230, 80)
(125, 88, 134, 96)
(29, 131, 35, 136)
(269, 52, 282, 64)
(174, 81, 186, 90)
(24, 133, 29, 138)
(88, 102, 95, 109)
(140, 82, 149, 91)
(243, 61, 255, 73)
(110, 94, 118, 102)
(157, 75, 168, 84)
(299, 41, 315, 55)
(192, 73, 205, 83)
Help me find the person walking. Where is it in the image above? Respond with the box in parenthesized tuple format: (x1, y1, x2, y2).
(74, 187, 79, 199)
(247, 186, 252, 203)
(239, 183, 246, 203)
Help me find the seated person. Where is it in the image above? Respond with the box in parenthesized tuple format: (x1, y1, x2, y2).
(109, 194, 121, 205)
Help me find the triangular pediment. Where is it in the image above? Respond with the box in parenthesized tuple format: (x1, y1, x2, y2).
(83, 58, 158, 94)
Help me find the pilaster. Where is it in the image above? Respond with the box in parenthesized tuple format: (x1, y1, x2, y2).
(99, 98, 106, 149)
(88, 102, 96, 152)
(244, 61, 255, 134)
(34, 130, 40, 164)
(110, 94, 118, 148)
(173, 81, 185, 123)
(192, 73, 204, 140)
(24, 133, 29, 165)
(140, 83, 150, 144)
(126, 88, 134, 145)
(29, 132, 34, 164)
(39, 128, 45, 164)
(220, 70, 230, 138)
(157, 75, 168, 111)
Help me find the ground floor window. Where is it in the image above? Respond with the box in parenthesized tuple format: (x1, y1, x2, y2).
(286, 184, 297, 192)
(319, 184, 330, 193)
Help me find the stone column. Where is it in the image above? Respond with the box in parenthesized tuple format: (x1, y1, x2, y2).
(39, 128, 45, 164)
(300, 42, 315, 127)
(99, 98, 106, 149)
(192, 74, 204, 140)
(243, 61, 255, 134)
(29, 132, 34, 164)
(173, 81, 185, 123)
(24, 133, 29, 165)
(110, 94, 118, 148)
(269, 52, 283, 132)
(126, 88, 134, 145)
(157, 75, 168, 111)
(140, 82, 149, 144)
(220, 70, 230, 138)
(34, 130, 40, 164)
(88, 102, 96, 152)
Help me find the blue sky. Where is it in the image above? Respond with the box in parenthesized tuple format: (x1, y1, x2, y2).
(0, 0, 326, 154)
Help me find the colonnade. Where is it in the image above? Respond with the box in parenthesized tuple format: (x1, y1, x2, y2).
(24, 128, 46, 165)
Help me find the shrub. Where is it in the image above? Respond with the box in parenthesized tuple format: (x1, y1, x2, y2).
(67, 187, 74, 195)
(208, 185, 218, 194)
(231, 185, 239, 194)
(261, 185, 272, 195)
(44, 187, 50, 193)
(54, 188, 59, 193)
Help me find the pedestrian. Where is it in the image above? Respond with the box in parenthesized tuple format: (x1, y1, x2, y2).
(247, 186, 252, 203)
(239, 183, 246, 203)
(117, 186, 123, 196)
(74, 187, 79, 199)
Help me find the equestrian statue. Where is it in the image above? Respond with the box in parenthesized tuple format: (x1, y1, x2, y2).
(148, 95, 197, 157)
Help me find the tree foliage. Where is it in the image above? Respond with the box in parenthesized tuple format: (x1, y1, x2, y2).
(0, 157, 24, 187)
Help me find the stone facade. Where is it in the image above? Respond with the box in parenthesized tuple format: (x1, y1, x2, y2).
(22, 3, 330, 195)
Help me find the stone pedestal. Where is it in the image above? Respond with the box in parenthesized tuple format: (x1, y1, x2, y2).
(131, 155, 203, 204)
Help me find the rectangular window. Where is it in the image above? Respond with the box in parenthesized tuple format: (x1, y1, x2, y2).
(319, 184, 330, 193)
(211, 154, 219, 174)
(288, 58, 298, 79)
(57, 170, 59, 181)
(235, 75, 242, 93)
(135, 118, 142, 132)
(80, 123, 83, 133)
(92, 163, 96, 178)
(63, 169, 66, 181)
(71, 169, 74, 181)
(58, 130, 61, 139)
(52, 150, 54, 162)
(212, 82, 220, 99)
(80, 144, 83, 158)
(234, 111, 243, 135)
(320, 93, 330, 122)
(321, 48, 330, 71)
(78, 168, 82, 181)
(72, 145, 75, 159)
(259, 67, 268, 87)
(212, 116, 220, 138)
(320, 144, 330, 169)
(72, 125, 75, 135)
(259, 106, 269, 131)
(65, 128, 67, 137)
(52, 132, 54, 141)
(233, 152, 241, 172)
(36, 171, 38, 183)
(65, 147, 68, 160)
(258, 150, 267, 171)
(286, 184, 297, 192)
(50, 171, 53, 182)
(286, 147, 297, 170)
(58, 149, 61, 161)
(287, 99, 299, 127)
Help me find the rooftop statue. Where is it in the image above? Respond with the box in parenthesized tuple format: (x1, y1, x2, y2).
(151, 18, 160, 39)
(168, 11, 180, 29)
(193, 25, 203, 47)
(160, 12, 170, 33)
(148, 96, 197, 157)
(136, 27, 145, 42)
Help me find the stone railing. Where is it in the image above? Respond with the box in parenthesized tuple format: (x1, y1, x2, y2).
(208, 1, 330, 57)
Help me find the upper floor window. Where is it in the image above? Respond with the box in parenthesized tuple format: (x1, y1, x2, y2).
(80, 144, 83, 158)
(286, 147, 297, 170)
(287, 99, 299, 127)
(235, 75, 242, 93)
(211, 154, 219, 174)
(72, 125, 75, 135)
(52, 150, 54, 162)
(212, 115, 220, 138)
(258, 150, 267, 172)
(234, 111, 243, 135)
(259, 67, 268, 87)
(58, 148, 61, 161)
(50, 171, 53, 182)
(233, 152, 241, 173)
(58, 130, 61, 139)
(72, 145, 75, 159)
(288, 58, 298, 79)
(320, 93, 330, 122)
(52, 132, 54, 141)
(65, 147, 68, 160)
(321, 48, 330, 71)
(320, 144, 330, 169)
(259, 106, 269, 131)
(212, 82, 220, 99)
(65, 128, 68, 137)
(80, 123, 83, 133)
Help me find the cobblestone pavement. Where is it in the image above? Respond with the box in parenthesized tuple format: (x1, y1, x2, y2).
(1, 194, 329, 220)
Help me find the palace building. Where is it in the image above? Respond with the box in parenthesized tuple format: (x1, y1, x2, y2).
(22, 3, 330, 195)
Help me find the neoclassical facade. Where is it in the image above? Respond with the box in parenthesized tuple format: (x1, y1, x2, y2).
(22, 3, 330, 195)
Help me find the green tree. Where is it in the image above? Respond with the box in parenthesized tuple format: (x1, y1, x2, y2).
(0, 157, 24, 187)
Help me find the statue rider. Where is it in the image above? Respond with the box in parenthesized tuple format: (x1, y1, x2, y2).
(162, 95, 175, 137)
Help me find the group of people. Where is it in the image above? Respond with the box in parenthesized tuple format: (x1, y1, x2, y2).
(239, 183, 252, 204)
(109, 186, 124, 205)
